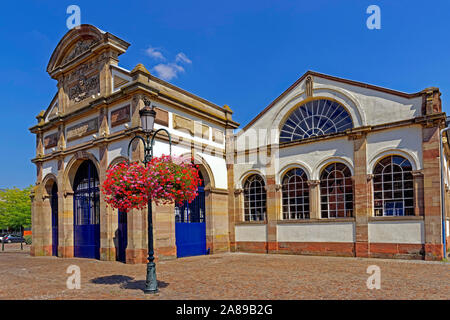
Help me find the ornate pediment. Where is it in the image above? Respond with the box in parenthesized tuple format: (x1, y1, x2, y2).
(62, 39, 98, 65)
(46, 24, 130, 79)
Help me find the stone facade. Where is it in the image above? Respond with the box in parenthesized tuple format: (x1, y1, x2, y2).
(30, 24, 449, 263)
(30, 25, 238, 263)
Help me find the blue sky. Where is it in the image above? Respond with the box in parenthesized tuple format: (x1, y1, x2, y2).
(1, 0, 450, 188)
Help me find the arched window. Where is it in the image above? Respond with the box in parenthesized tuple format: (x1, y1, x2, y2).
(243, 174, 266, 221)
(373, 155, 414, 216)
(320, 163, 353, 218)
(282, 168, 309, 219)
(280, 99, 353, 143)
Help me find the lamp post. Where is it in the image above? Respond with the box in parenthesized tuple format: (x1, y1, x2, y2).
(128, 97, 172, 294)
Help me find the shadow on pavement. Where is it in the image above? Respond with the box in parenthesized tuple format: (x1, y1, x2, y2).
(90, 275, 169, 291)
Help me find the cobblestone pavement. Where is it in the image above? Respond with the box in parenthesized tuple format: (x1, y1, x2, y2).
(0, 244, 448, 300)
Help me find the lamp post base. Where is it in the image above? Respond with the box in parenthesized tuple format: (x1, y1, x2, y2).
(144, 261, 158, 294)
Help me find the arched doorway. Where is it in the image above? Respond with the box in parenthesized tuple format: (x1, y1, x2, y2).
(73, 160, 100, 259)
(50, 183, 58, 256)
(175, 171, 207, 258)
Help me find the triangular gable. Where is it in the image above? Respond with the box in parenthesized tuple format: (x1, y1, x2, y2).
(240, 70, 425, 133)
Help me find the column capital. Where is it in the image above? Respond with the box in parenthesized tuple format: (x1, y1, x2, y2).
(366, 174, 374, 182)
(412, 170, 424, 177)
(234, 188, 243, 195)
(307, 180, 320, 187)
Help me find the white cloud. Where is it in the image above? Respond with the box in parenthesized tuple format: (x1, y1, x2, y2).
(145, 46, 165, 61)
(175, 52, 192, 64)
(153, 63, 185, 81)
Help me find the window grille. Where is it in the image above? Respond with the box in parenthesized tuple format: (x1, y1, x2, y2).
(243, 174, 267, 221)
(320, 163, 353, 218)
(280, 99, 353, 143)
(373, 155, 414, 216)
(282, 168, 310, 219)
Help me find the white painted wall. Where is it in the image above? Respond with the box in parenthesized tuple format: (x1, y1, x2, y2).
(198, 152, 228, 189)
(277, 222, 355, 243)
(278, 137, 354, 181)
(107, 139, 129, 166)
(368, 221, 424, 244)
(235, 224, 267, 242)
(42, 160, 58, 179)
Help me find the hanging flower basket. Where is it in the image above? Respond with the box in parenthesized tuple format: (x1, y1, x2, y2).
(101, 155, 202, 212)
(101, 161, 149, 212)
(147, 155, 202, 206)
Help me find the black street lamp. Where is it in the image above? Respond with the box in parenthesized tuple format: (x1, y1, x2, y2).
(127, 97, 172, 294)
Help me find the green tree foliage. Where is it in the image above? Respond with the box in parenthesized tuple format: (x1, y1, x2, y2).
(0, 186, 32, 230)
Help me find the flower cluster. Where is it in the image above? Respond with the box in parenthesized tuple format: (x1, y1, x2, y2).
(101, 155, 202, 212)
(147, 155, 202, 206)
(101, 161, 149, 212)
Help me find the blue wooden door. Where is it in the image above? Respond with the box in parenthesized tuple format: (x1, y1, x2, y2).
(117, 210, 127, 262)
(73, 160, 100, 259)
(175, 186, 207, 258)
(51, 184, 58, 257)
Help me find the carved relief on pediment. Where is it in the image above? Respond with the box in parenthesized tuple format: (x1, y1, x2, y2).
(62, 39, 97, 65)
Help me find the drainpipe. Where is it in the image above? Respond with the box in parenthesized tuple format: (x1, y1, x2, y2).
(439, 127, 450, 259)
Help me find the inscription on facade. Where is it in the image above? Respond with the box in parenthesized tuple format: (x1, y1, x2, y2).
(69, 74, 100, 102)
(44, 133, 58, 149)
(212, 128, 224, 144)
(155, 107, 169, 127)
(66, 118, 98, 141)
(111, 105, 130, 127)
(173, 114, 194, 136)
(195, 123, 210, 140)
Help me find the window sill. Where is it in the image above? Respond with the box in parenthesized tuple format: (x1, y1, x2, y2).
(369, 215, 424, 222)
(235, 221, 267, 225)
(277, 217, 355, 224)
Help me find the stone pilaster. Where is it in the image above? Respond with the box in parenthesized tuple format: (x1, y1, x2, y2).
(59, 156, 73, 258)
(266, 148, 279, 253)
(153, 202, 177, 261)
(30, 184, 46, 256)
(126, 136, 147, 264)
(307, 180, 320, 219)
(353, 135, 369, 258)
(422, 125, 444, 260)
(99, 144, 115, 261)
(226, 128, 237, 252)
(412, 170, 424, 216)
(231, 188, 243, 252)
(206, 188, 230, 253)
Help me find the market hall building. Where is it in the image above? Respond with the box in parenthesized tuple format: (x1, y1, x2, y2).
(30, 24, 450, 263)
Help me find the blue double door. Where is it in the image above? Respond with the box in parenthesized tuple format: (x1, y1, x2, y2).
(175, 186, 207, 258)
(73, 160, 100, 259)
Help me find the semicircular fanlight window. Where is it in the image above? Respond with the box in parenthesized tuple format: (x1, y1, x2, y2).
(279, 99, 353, 143)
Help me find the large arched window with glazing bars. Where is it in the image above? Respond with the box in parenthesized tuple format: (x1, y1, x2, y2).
(282, 168, 310, 219)
(243, 174, 267, 221)
(280, 99, 353, 143)
(320, 163, 353, 218)
(373, 155, 414, 216)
